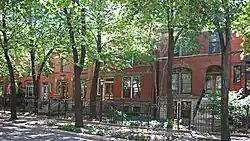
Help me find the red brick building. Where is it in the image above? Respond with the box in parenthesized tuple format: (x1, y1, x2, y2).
(1, 31, 249, 118)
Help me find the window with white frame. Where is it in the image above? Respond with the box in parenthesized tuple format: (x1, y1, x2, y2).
(26, 82, 33, 97)
(97, 79, 104, 95)
(122, 76, 141, 98)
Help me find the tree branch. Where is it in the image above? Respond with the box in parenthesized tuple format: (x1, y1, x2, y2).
(174, 27, 183, 44)
(37, 48, 54, 80)
(76, 0, 87, 70)
(63, 8, 79, 63)
(88, 29, 98, 43)
(215, 19, 226, 50)
(101, 39, 114, 49)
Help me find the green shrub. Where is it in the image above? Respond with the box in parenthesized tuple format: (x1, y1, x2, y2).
(58, 125, 82, 133)
(167, 119, 174, 129)
(206, 91, 250, 127)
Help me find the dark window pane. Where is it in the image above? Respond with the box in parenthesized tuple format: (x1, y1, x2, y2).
(234, 66, 241, 83)
(132, 76, 141, 98)
(123, 77, 131, 98)
(172, 73, 178, 92)
(209, 32, 221, 53)
(181, 74, 192, 93)
(181, 101, 192, 119)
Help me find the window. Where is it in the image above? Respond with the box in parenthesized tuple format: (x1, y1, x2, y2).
(234, 66, 241, 83)
(0, 82, 3, 97)
(181, 74, 192, 93)
(26, 82, 33, 97)
(174, 38, 200, 56)
(172, 68, 192, 94)
(42, 83, 48, 100)
(97, 79, 103, 95)
(57, 80, 68, 99)
(60, 58, 67, 72)
(80, 79, 87, 98)
(174, 46, 194, 56)
(206, 66, 222, 93)
(172, 74, 179, 94)
(124, 55, 143, 66)
(122, 76, 141, 98)
(49, 83, 53, 92)
(209, 32, 221, 53)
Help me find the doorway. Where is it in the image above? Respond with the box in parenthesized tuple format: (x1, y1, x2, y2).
(174, 100, 192, 120)
(104, 78, 114, 100)
(57, 80, 68, 99)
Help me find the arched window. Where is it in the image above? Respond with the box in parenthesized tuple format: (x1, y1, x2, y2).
(172, 68, 192, 94)
(206, 65, 222, 94)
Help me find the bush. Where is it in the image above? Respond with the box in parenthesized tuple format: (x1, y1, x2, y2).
(58, 125, 82, 133)
(206, 90, 250, 127)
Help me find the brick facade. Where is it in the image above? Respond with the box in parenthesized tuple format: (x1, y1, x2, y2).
(0, 32, 247, 107)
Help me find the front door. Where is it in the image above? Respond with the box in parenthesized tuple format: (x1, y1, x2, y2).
(57, 80, 68, 99)
(104, 78, 114, 100)
(174, 101, 192, 120)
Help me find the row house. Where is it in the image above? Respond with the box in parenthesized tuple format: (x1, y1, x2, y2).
(0, 31, 249, 119)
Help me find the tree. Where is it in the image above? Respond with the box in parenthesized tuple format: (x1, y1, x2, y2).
(86, 0, 155, 118)
(86, 0, 123, 119)
(123, 0, 205, 120)
(42, 0, 87, 127)
(199, 0, 248, 140)
(0, 0, 25, 120)
(20, 0, 62, 114)
(234, 1, 250, 55)
(63, 1, 86, 127)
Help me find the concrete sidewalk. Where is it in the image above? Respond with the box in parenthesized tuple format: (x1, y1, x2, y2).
(0, 111, 130, 141)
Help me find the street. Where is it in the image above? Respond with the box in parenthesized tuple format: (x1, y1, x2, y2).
(0, 123, 91, 141)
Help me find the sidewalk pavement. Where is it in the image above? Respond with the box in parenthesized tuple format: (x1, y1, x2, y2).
(0, 111, 130, 141)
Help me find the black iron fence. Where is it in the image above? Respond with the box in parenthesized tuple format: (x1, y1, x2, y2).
(0, 98, 249, 134)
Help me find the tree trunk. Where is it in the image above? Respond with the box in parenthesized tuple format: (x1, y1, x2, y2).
(220, 15, 231, 141)
(4, 49, 17, 120)
(64, 5, 86, 127)
(153, 61, 159, 119)
(74, 67, 83, 127)
(90, 30, 102, 119)
(31, 51, 38, 114)
(166, 27, 175, 120)
(2, 12, 17, 120)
